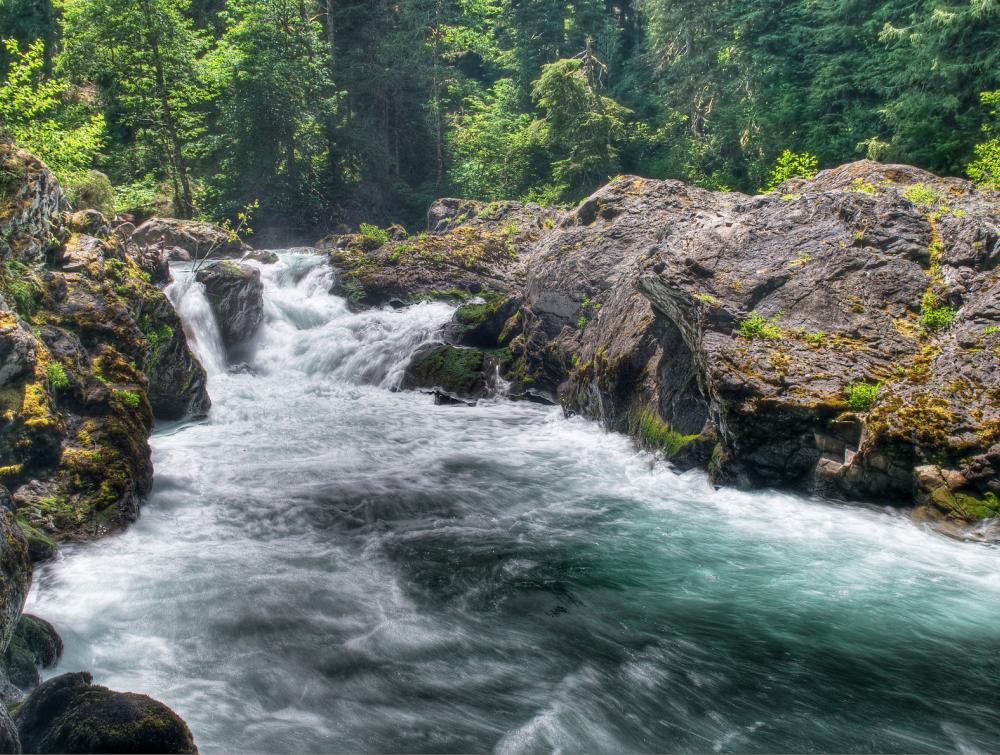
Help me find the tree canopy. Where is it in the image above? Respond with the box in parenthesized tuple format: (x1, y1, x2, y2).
(1, 0, 997, 233)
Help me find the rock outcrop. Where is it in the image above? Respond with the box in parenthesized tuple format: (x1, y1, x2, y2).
(131, 217, 248, 262)
(325, 199, 559, 308)
(0, 143, 210, 545)
(339, 163, 1000, 530)
(194, 260, 264, 351)
(15, 672, 198, 754)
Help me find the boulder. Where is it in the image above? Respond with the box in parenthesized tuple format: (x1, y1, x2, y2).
(3, 614, 62, 691)
(194, 261, 264, 350)
(401, 344, 503, 400)
(131, 218, 248, 262)
(15, 672, 197, 754)
(0, 315, 37, 387)
(0, 141, 68, 265)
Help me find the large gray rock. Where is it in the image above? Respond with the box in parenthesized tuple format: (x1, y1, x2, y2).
(15, 672, 197, 754)
(195, 261, 263, 350)
(0, 141, 68, 265)
(512, 163, 1000, 520)
(131, 217, 248, 261)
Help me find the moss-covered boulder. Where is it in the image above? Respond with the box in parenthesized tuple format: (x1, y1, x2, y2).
(2, 614, 62, 691)
(15, 672, 197, 754)
(402, 344, 505, 400)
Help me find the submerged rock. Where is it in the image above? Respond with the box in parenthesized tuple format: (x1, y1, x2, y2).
(194, 260, 264, 351)
(15, 672, 197, 754)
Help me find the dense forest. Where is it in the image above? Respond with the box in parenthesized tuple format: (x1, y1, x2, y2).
(1, 0, 998, 236)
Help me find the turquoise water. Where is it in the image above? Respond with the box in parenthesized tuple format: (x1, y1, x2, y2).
(27, 253, 1000, 753)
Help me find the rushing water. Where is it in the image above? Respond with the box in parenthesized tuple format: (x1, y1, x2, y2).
(26, 252, 1000, 753)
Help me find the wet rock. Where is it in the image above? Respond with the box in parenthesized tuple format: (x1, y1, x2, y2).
(402, 344, 501, 400)
(3, 614, 62, 691)
(0, 705, 19, 753)
(194, 261, 264, 350)
(244, 250, 279, 264)
(15, 672, 198, 754)
(131, 245, 171, 285)
(0, 509, 31, 662)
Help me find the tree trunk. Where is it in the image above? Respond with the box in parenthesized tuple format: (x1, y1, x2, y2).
(139, 0, 195, 219)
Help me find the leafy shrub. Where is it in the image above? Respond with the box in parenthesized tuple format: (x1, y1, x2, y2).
(804, 331, 826, 345)
(845, 381, 879, 411)
(64, 170, 114, 214)
(919, 305, 956, 332)
(359, 223, 389, 245)
(737, 311, 783, 340)
(764, 150, 818, 191)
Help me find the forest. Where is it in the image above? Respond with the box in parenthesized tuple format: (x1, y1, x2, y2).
(1, 0, 998, 237)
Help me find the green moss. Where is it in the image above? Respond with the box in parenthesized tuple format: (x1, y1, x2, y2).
(956, 491, 1000, 519)
(903, 182, 944, 207)
(804, 331, 826, 346)
(0, 259, 43, 317)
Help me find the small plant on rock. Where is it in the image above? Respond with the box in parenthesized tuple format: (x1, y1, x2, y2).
(845, 381, 879, 411)
(46, 362, 69, 392)
(737, 311, 783, 340)
(359, 223, 390, 245)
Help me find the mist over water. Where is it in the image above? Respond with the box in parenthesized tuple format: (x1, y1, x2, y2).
(26, 252, 1000, 753)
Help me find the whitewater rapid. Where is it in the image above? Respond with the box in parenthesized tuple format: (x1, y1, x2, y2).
(26, 252, 1000, 753)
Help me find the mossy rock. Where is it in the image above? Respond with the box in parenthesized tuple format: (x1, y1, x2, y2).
(449, 291, 518, 348)
(15, 672, 197, 754)
(401, 344, 495, 399)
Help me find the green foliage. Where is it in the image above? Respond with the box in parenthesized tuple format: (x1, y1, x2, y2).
(968, 91, 1000, 189)
(114, 388, 142, 409)
(919, 304, 956, 333)
(804, 331, 826, 345)
(1, 260, 42, 316)
(631, 408, 698, 458)
(359, 224, 390, 245)
(845, 381, 879, 412)
(46, 362, 69, 392)
(63, 170, 115, 214)
(0, 38, 106, 181)
(764, 150, 818, 192)
(737, 311, 783, 340)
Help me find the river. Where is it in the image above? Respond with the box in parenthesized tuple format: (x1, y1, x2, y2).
(25, 251, 1000, 753)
